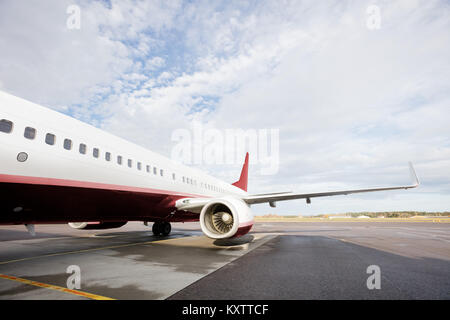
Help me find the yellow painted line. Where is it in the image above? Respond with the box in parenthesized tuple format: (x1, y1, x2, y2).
(0, 273, 115, 300)
(0, 236, 190, 266)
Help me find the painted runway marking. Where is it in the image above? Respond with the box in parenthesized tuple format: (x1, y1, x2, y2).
(0, 273, 115, 300)
(0, 235, 194, 266)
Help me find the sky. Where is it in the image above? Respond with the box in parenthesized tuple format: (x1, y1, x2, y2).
(0, 0, 449, 215)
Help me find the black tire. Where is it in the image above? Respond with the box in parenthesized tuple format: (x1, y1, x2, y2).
(152, 222, 161, 236)
(161, 222, 171, 236)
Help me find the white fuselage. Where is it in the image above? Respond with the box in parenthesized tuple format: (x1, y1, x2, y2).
(0, 91, 247, 198)
(0, 91, 248, 225)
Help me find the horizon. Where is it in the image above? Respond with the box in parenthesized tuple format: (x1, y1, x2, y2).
(1, 0, 449, 215)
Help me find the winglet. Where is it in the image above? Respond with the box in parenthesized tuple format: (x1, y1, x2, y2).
(232, 152, 249, 192)
(408, 162, 420, 187)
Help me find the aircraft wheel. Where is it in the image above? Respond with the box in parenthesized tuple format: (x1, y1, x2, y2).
(161, 222, 171, 236)
(152, 222, 162, 236)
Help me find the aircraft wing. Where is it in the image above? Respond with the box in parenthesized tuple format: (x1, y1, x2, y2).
(175, 163, 419, 211)
(243, 162, 419, 205)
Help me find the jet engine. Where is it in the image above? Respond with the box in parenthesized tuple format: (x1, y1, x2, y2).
(199, 197, 254, 239)
(68, 221, 127, 230)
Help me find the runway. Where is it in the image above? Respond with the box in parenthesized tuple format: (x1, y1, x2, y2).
(0, 221, 449, 300)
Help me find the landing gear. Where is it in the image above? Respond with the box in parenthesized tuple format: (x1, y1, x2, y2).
(152, 221, 171, 236)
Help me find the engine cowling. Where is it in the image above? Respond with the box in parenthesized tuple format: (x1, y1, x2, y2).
(68, 221, 127, 230)
(200, 197, 254, 239)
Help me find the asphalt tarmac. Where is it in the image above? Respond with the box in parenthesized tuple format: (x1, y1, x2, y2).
(0, 221, 448, 300)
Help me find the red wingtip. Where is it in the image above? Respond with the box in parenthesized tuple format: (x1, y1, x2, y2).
(232, 152, 249, 192)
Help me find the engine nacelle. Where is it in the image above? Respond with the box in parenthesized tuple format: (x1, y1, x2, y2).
(200, 197, 254, 239)
(68, 221, 127, 230)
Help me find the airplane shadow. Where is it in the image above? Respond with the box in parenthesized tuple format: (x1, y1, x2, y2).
(213, 234, 255, 246)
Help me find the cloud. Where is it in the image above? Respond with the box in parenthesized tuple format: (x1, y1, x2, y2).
(0, 0, 449, 214)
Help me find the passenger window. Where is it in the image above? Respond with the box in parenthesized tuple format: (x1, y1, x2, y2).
(45, 133, 55, 145)
(153, 167, 157, 175)
(105, 152, 111, 161)
(93, 148, 99, 158)
(172, 173, 176, 180)
(182, 177, 185, 183)
(128, 159, 132, 168)
(0, 119, 13, 133)
(117, 155, 122, 165)
(146, 165, 150, 173)
(160, 169, 163, 176)
(64, 139, 72, 150)
(24, 127, 36, 139)
(79, 144, 86, 154)
(137, 162, 142, 170)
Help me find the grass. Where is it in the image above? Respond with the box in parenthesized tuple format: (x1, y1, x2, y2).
(253, 212, 450, 223)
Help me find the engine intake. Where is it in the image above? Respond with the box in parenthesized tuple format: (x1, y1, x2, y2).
(200, 197, 253, 239)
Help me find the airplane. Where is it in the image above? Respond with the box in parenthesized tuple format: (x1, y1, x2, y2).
(0, 91, 420, 239)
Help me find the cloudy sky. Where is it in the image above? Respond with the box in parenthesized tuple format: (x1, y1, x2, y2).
(1, 0, 449, 215)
